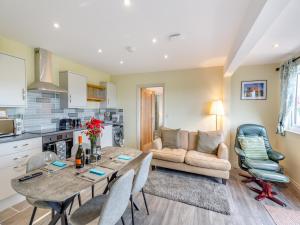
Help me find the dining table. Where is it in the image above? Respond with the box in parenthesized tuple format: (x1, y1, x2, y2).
(11, 147, 147, 225)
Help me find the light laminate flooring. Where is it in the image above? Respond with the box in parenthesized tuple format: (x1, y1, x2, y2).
(1, 168, 300, 225)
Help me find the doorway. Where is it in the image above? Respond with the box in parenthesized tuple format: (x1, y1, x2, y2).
(139, 86, 164, 151)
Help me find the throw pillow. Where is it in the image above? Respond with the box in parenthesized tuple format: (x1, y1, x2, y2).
(238, 136, 269, 160)
(161, 128, 180, 149)
(196, 131, 223, 154)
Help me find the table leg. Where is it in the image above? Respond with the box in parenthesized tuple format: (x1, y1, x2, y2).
(48, 195, 75, 225)
(103, 172, 118, 194)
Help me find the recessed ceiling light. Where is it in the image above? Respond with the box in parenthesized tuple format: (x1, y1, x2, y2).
(53, 23, 60, 29)
(98, 49, 102, 53)
(273, 43, 279, 48)
(120, 60, 124, 64)
(124, 0, 131, 7)
(152, 38, 157, 44)
(164, 54, 168, 59)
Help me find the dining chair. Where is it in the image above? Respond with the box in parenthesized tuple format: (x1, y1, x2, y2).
(70, 169, 135, 225)
(26, 151, 81, 225)
(130, 153, 153, 225)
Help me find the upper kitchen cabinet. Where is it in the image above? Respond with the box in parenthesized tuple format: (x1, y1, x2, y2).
(0, 53, 26, 107)
(59, 71, 87, 108)
(100, 82, 118, 108)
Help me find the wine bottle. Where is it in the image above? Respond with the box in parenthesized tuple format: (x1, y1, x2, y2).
(75, 135, 85, 169)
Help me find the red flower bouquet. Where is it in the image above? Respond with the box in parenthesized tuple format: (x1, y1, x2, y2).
(84, 117, 104, 152)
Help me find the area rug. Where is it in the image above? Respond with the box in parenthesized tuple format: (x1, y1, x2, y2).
(143, 169, 231, 215)
(265, 205, 300, 225)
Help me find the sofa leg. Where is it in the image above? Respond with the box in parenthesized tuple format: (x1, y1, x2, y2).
(222, 179, 227, 185)
(151, 165, 156, 171)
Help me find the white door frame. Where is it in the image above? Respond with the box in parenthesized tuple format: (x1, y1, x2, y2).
(136, 83, 165, 150)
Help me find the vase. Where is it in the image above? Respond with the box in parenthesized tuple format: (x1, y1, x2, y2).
(90, 138, 100, 163)
(90, 139, 96, 155)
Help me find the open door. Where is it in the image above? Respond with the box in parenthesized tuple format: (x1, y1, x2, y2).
(140, 88, 155, 151)
(140, 86, 164, 151)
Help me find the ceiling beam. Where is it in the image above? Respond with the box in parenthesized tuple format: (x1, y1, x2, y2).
(224, 0, 291, 77)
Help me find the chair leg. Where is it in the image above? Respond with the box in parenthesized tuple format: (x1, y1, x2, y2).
(130, 195, 135, 225)
(141, 188, 149, 215)
(68, 199, 74, 215)
(133, 201, 140, 211)
(92, 184, 95, 198)
(77, 194, 82, 206)
(121, 216, 126, 225)
(29, 207, 37, 225)
(51, 209, 55, 219)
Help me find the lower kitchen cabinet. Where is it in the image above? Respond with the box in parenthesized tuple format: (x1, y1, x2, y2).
(0, 137, 42, 200)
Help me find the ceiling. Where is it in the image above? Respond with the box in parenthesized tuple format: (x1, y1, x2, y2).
(244, 0, 300, 65)
(0, 0, 266, 75)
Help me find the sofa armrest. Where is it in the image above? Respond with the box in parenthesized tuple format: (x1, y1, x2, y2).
(235, 147, 245, 157)
(268, 150, 285, 162)
(152, 138, 162, 150)
(217, 143, 229, 160)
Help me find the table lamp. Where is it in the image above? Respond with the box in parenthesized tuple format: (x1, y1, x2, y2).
(210, 100, 224, 130)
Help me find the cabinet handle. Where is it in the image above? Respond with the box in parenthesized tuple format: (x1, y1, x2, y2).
(13, 146, 18, 149)
(22, 88, 26, 100)
(70, 95, 72, 103)
(13, 157, 20, 160)
(23, 155, 29, 158)
(13, 166, 19, 169)
(22, 144, 29, 147)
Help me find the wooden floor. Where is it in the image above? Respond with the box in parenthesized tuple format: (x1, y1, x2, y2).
(1, 168, 300, 225)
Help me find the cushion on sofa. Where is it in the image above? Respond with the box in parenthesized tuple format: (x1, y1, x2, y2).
(161, 128, 180, 148)
(196, 131, 223, 154)
(152, 138, 162, 150)
(178, 130, 189, 149)
(184, 150, 231, 171)
(151, 148, 187, 163)
(188, 132, 198, 150)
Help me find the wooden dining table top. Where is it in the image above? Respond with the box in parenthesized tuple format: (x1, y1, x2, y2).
(11, 147, 146, 202)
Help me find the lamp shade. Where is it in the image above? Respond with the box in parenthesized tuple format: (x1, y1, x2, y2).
(210, 100, 224, 116)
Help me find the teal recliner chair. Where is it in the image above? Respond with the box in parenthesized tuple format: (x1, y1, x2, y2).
(235, 124, 289, 207)
(235, 124, 285, 176)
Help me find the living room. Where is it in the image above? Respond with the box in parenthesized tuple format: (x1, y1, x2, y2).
(0, 0, 300, 225)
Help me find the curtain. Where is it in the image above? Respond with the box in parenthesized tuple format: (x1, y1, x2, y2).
(277, 59, 298, 135)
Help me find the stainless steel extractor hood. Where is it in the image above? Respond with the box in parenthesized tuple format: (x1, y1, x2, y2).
(27, 48, 67, 93)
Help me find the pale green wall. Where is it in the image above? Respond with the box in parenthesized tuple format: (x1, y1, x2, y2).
(0, 35, 110, 87)
(112, 67, 224, 148)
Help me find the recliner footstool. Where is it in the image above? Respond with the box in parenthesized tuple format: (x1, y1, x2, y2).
(248, 169, 290, 207)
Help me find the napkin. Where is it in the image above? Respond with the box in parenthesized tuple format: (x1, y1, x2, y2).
(51, 161, 67, 168)
(89, 168, 105, 176)
(117, 155, 132, 160)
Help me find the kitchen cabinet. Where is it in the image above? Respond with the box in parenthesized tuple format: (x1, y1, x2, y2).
(59, 71, 87, 108)
(0, 137, 42, 200)
(0, 53, 26, 107)
(100, 82, 118, 108)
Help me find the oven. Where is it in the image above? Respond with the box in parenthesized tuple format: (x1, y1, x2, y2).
(42, 131, 73, 160)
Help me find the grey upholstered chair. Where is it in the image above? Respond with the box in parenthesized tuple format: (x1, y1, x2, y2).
(26, 151, 59, 225)
(70, 169, 135, 225)
(130, 153, 153, 225)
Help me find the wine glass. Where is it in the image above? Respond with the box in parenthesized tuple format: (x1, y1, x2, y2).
(119, 139, 125, 148)
(44, 152, 55, 175)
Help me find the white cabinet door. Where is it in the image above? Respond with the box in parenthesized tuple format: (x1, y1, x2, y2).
(100, 82, 117, 108)
(101, 125, 112, 148)
(59, 71, 87, 108)
(106, 82, 117, 108)
(0, 53, 26, 107)
(0, 137, 42, 200)
(68, 72, 87, 108)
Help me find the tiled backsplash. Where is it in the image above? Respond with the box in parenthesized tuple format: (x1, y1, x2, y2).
(5, 92, 103, 131)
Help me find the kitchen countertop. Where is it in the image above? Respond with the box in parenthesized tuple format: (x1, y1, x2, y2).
(0, 133, 41, 144)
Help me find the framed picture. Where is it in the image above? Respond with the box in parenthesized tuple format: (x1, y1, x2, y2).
(241, 80, 267, 100)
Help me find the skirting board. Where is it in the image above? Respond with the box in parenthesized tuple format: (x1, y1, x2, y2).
(0, 194, 25, 211)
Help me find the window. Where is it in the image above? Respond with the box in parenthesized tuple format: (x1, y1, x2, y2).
(291, 65, 300, 129)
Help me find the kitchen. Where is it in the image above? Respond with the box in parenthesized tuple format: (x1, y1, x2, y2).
(0, 48, 124, 211)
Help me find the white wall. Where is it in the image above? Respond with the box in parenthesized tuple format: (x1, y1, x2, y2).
(112, 67, 224, 148)
(229, 64, 280, 167)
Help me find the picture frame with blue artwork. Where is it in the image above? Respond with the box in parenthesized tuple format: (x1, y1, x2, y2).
(241, 80, 267, 100)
